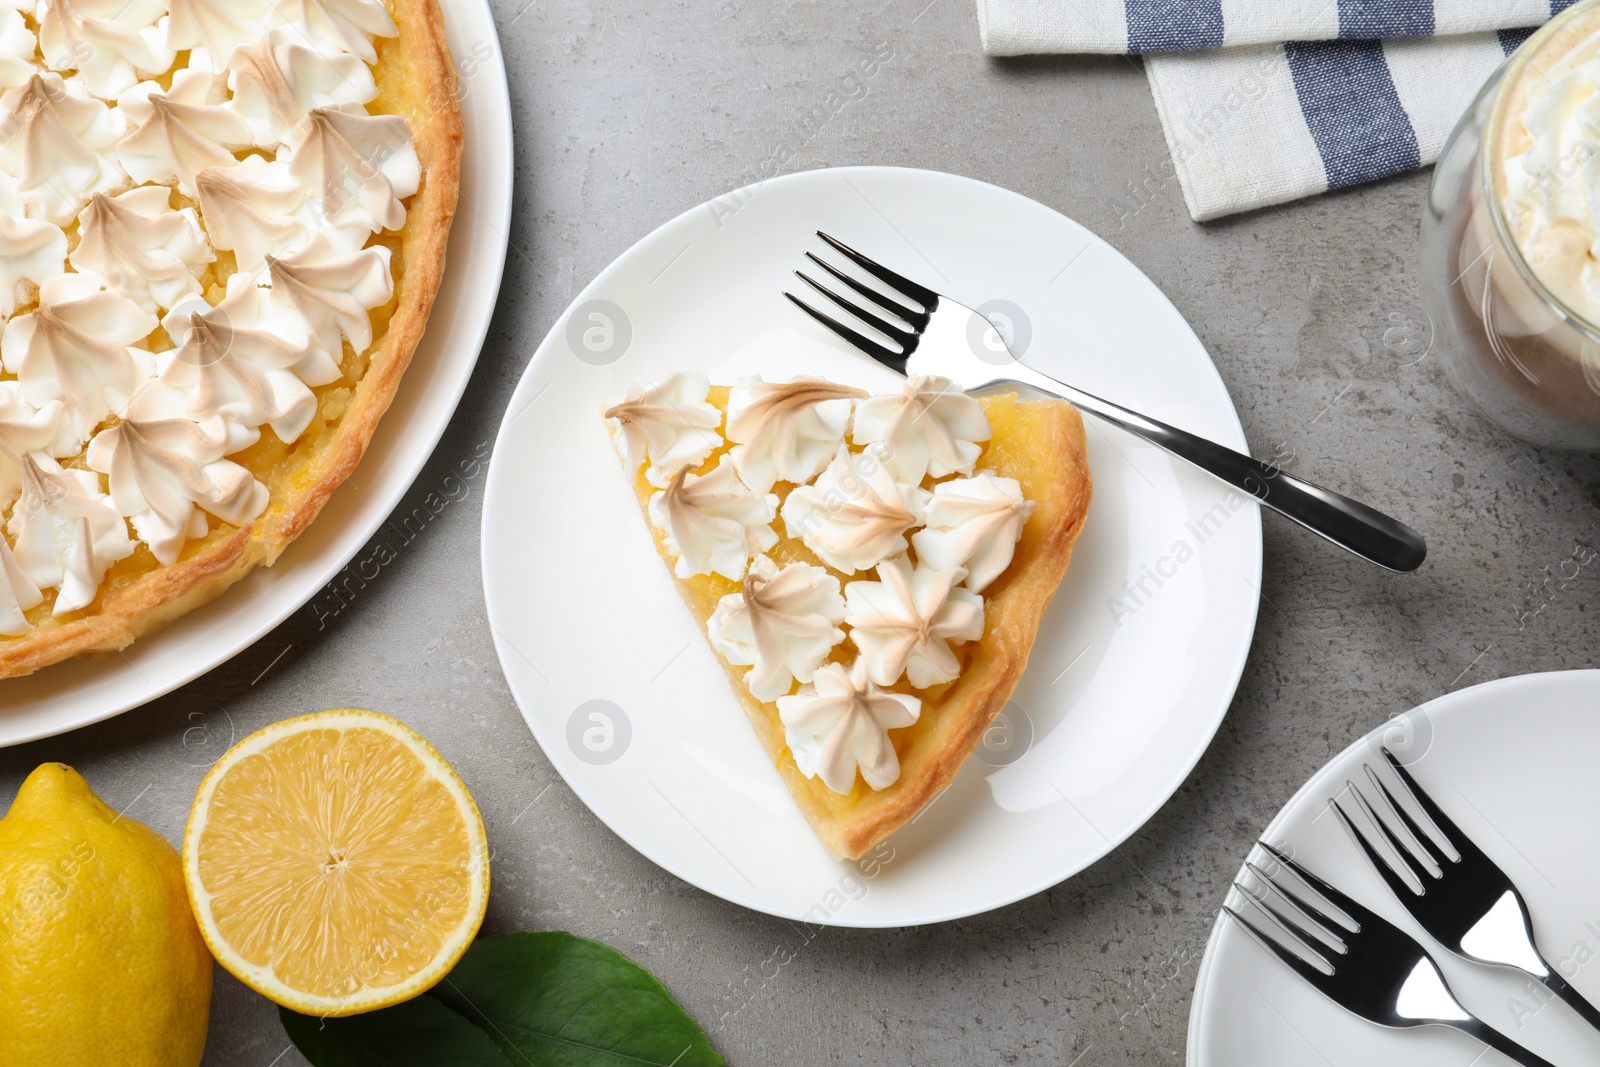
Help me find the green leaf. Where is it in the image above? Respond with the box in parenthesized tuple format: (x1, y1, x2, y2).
(432, 932, 726, 1067)
(280, 997, 516, 1067)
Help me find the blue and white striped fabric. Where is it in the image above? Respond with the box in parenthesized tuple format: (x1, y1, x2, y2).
(975, 1, 1581, 220)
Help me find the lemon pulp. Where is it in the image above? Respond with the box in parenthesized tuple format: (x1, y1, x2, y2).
(184, 709, 489, 1015)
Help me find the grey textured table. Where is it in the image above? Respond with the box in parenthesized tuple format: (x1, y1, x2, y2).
(7, 2, 1598, 1064)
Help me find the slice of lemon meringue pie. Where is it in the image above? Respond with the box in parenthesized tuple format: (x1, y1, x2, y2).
(607, 372, 1092, 860)
(0, 0, 461, 677)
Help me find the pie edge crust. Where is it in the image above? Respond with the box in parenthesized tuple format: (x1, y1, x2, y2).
(0, 0, 464, 680)
(655, 396, 1092, 860)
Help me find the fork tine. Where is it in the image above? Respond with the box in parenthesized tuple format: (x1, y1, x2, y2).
(1244, 861, 1346, 954)
(815, 231, 939, 309)
(1223, 902, 1333, 983)
(1381, 748, 1463, 855)
(804, 252, 930, 328)
(1364, 764, 1440, 870)
(794, 270, 920, 351)
(1258, 841, 1375, 931)
(784, 292, 907, 372)
(1238, 878, 1342, 964)
(1331, 793, 1427, 902)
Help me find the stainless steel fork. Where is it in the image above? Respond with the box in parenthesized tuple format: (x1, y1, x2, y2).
(785, 232, 1427, 572)
(1332, 748, 1600, 1033)
(1226, 843, 1556, 1067)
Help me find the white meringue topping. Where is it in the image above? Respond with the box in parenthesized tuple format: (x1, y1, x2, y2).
(0, 532, 42, 633)
(0, 6, 36, 91)
(70, 186, 213, 312)
(0, 0, 421, 622)
(7, 452, 133, 613)
(777, 659, 920, 793)
(647, 455, 778, 581)
(0, 381, 68, 500)
(160, 273, 315, 444)
(604, 371, 723, 484)
(165, 0, 270, 64)
(228, 28, 376, 148)
(781, 443, 928, 574)
(270, 0, 397, 64)
(1, 271, 157, 446)
(843, 555, 985, 688)
(724, 376, 865, 492)
(0, 72, 126, 224)
(852, 375, 990, 484)
(0, 375, 65, 446)
(35, 0, 175, 99)
(707, 554, 846, 701)
(194, 155, 309, 270)
(0, 211, 66, 316)
(86, 381, 269, 564)
(265, 230, 391, 385)
(117, 68, 251, 193)
(911, 472, 1035, 594)
(286, 104, 418, 234)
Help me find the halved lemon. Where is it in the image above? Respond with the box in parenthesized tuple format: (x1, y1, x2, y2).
(182, 710, 490, 1016)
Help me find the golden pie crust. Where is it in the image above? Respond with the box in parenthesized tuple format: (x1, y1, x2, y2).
(626, 390, 1092, 859)
(0, 0, 463, 679)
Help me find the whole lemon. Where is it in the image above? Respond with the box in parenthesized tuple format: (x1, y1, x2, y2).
(0, 763, 211, 1066)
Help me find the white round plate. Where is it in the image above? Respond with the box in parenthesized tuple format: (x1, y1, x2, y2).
(0, 3, 514, 746)
(483, 167, 1263, 926)
(1189, 671, 1600, 1066)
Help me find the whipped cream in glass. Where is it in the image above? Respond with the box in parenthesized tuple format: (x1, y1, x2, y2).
(1498, 23, 1600, 324)
(1422, 2, 1600, 449)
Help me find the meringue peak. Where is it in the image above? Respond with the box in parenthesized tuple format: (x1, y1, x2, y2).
(287, 104, 418, 233)
(777, 659, 920, 793)
(725, 376, 865, 491)
(911, 472, 1035, 593)
(227, 28, 376, 147)
(1, 271, 157, 445)
(86, 381, 269, 564)
(0, 212, 66, 316)
(647, 455, 777, 581)
(852, 374, 990, 483)
(603, 371, 723, 484)
(272, 0, 397, 63)
(0, 72, 125, 223)
(843, 556, 985, 688)
(117, 69, 251, 192)
(7, 451, 134, 613)
(160, 277, 315, 443)
(165, 0, 270, 61)
(781, 443, 927, 574)
(35, 0, 176, 99)
(194, 156, 308, 270)
(708, 554, 846, 701)
(71, 186, 213, 312)
(264, 231, 392, 376)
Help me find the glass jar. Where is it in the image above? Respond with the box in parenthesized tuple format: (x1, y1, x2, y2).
(1420, 1, 1600, 451)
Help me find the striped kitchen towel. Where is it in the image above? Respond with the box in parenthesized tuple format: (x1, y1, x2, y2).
(976, 1, 1581, 220)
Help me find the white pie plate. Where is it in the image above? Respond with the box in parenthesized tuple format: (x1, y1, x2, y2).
(0, 0, 514, 745)
(1188, 671, 1600, 1066)
(482, 166, 1263, 926)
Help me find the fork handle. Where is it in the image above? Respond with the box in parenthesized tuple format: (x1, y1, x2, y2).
(1541, 966, 1600, 1035)
(1449, 1018, 1559, 1067)
(1012, 372, 1428, 572)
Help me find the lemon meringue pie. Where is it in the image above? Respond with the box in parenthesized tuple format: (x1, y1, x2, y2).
(0, 0, 462, 678)
(607, 372, 1092, 860)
